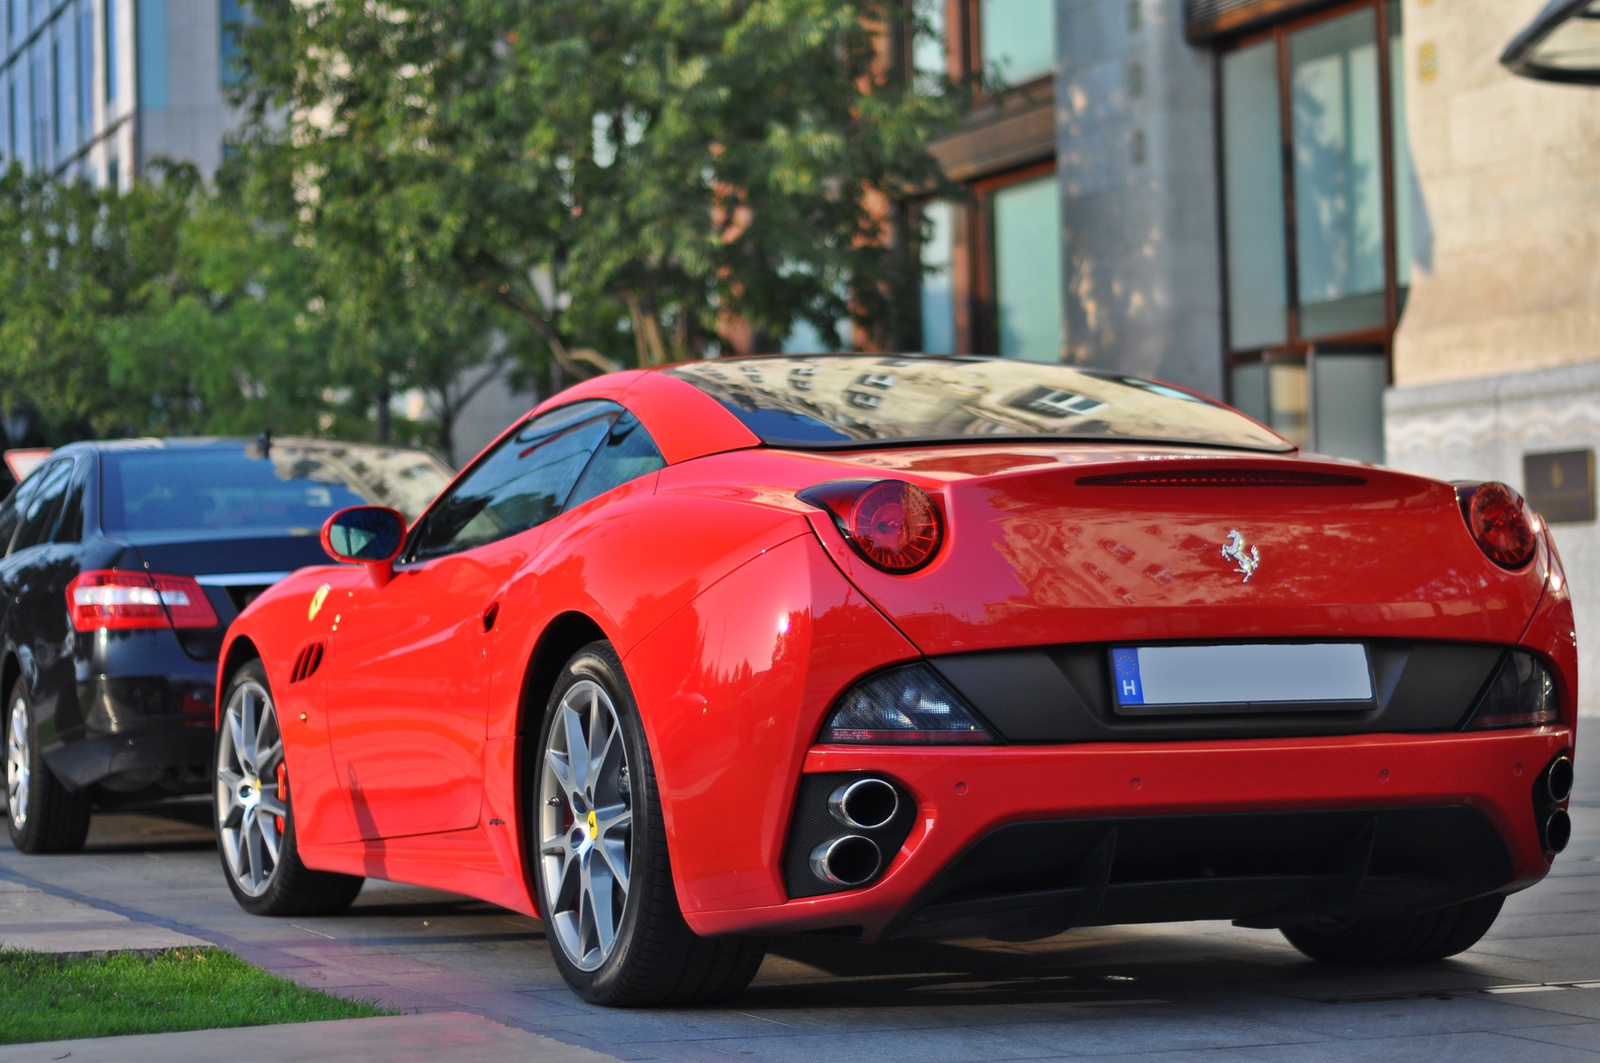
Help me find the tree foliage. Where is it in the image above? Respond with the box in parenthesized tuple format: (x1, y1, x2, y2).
(234, 0, 959, 373)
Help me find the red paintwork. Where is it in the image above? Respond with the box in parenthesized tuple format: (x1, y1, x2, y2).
(219, 364, 1579, 935)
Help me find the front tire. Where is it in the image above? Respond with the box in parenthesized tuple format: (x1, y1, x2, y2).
(5, 678, 91, 854)
(531, 642, 766, 1006)
(216, 659, 363, 916)
(1282, 894, 1505, 964)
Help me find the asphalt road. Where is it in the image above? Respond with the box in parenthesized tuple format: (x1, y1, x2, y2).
(6, 759, 1600, 1061)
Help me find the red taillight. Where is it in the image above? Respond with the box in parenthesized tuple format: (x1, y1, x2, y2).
(1456, 482, 1537, 569)
(66, 571, 220, 631)
(798, 479, 944, 573)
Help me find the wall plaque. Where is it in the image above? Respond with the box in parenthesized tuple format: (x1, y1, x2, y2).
(1523, 449, 1596, 524)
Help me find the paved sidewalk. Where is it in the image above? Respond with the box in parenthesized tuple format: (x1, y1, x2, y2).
(0, 1012, 622, 1062)
(0, 878, 207, 956)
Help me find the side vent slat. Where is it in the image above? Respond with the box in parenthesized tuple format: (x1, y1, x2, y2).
(1077, 470, 1367, 488)
(290, 640, 326, 683)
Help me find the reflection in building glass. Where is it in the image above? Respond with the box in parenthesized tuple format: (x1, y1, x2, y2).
(993, 175, 1062, 364)
(1291, 10, 1385, 340)
(1222, 40, 1289, 350)
(981, 0, 1056, 84)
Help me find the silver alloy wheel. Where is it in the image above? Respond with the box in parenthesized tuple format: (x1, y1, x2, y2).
(216, 678, 287, 897)
(538, 678, 634, 972)
(6, 697, 28, 828)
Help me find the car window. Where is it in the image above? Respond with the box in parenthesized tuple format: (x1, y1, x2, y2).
(53, 462, 87, 544)
(0, 480, 26, 555)
(564, 411, 666, 510)
(412, 401, 619, 561)
(12, 459, 75, 552)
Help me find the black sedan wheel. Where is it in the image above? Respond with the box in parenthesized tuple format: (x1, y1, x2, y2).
(532, 641, 766, 1006)
(5, 678, 90, 854)
(216, 659, 363, 915)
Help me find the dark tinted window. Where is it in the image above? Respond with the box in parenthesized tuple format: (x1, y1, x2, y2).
(13, 460, 75, 552)
(666, 356, 1293, 453)
(0, 486, 23, 555)
(54, 463, 86, 544)
(565, 412, 666, 510)
(413, 401, 617, 560)
(99, 446, 425, 541)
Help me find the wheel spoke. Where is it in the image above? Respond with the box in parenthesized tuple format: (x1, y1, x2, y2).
(598, 835, 630, 895)
(256, 814, 281, 863)
(561, 705, 589, 797)
(588, 857, 618, 957)
(544, 746, 576, 797)
(258, 793, 287, 820)
(256, 739, 283, 775)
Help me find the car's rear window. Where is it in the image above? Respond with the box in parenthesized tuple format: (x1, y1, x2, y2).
(101, 443, 454, 540)
(666, 356, 1292, 453)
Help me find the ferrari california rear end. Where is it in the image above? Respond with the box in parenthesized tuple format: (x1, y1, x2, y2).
(216, 355, 1575, 1006)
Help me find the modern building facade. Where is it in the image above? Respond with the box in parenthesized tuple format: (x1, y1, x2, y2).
(917, 0, 1599, 707)
(0, 0, 242, 187)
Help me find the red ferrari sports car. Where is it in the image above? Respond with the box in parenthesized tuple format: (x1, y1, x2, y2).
(210, 355, 1575, 1006)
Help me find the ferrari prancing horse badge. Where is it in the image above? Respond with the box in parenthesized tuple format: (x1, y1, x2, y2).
(309, 583, 332, 621)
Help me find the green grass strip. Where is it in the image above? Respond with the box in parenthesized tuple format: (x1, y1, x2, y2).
(0, 947, 393, 1044)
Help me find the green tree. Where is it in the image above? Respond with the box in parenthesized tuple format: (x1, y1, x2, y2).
(233, 0, 959, 381)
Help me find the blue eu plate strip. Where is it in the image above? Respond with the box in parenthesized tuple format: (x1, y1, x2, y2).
(1111, 647, 1143, 705)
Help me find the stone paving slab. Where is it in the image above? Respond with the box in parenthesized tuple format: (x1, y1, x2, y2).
(0, 879, 208, 956)
(0, 1012, 622, 1062)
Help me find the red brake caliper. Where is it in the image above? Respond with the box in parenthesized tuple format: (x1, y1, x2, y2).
(275, 762, 288, 835)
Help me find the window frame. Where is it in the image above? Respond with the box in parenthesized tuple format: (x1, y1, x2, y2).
(1215, 0, 1405, 396)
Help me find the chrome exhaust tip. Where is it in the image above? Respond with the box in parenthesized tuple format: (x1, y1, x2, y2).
(809, 835, 882, 887)
(1545, 809, 1573, 855)
(828, 777, 899, 831)
(1547, 756, 1575, 804)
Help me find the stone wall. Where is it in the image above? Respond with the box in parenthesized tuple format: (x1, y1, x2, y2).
(1393, 0, 1600, 386)
(1386, 363, 1600, 713)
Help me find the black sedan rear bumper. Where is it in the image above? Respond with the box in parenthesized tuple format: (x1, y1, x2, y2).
(43, 671, 215, 792)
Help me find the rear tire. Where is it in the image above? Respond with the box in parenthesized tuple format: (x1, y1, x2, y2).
(5, 678, 91, 854)
(531, 641, 766, 1006)
(1282, 894, 1505, 964)
(216, 659, 363, 916)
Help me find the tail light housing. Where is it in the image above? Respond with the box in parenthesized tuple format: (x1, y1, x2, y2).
(1463, 650, 1558, 730)
(821, 664, 994, 744)
(66, 571, 220, 631)
(1455, 482, 1537, 569)
(798, 479, 944, 573)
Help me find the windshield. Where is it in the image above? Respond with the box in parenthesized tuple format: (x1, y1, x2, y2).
(101, 441, 454, 540)
(667, 356, 1292, 453)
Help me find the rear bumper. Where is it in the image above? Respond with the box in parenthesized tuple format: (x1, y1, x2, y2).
(682, 728, 1573, 941)
(43, 671, 216, 790)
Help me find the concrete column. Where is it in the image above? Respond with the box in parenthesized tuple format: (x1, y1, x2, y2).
(1055, 0, 1224, 397)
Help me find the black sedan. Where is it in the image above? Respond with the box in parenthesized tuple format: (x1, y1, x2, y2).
(2, 437, 452, 852)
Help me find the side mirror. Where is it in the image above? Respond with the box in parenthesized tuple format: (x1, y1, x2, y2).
(321, 506, 406, 586)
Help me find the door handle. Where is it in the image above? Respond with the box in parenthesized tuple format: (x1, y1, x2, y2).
(481, 601, 499, 633)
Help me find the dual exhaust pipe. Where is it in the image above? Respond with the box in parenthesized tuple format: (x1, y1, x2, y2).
(1543, 755, 1574, 855)
(809, 778, 899, 887)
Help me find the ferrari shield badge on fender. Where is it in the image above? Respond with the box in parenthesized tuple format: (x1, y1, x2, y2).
(308, 583, 332, 621)
(1221, 530, 1260, 582)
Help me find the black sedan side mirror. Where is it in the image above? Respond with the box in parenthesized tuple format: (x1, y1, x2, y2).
(321, 506, 406, 586)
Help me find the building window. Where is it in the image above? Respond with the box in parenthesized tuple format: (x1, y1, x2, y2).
(992, 171, 1062, 362)
(220, 0, 244, 87)
(1218, 0, 1408, 460)
(51, 35, 63, 146)
(919, 201, 957, 354)
(105, 0, 117, 103)
(137, 0, 167, 109)
(979, 0, 1056, 85)
(78, 2, 92, 130)
(912, 0, 947, 87)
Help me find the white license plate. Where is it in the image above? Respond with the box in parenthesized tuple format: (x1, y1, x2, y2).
(1111, 643, 1373, 713)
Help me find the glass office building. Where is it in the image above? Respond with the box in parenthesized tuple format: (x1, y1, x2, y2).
(0, 0, 241, 187)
